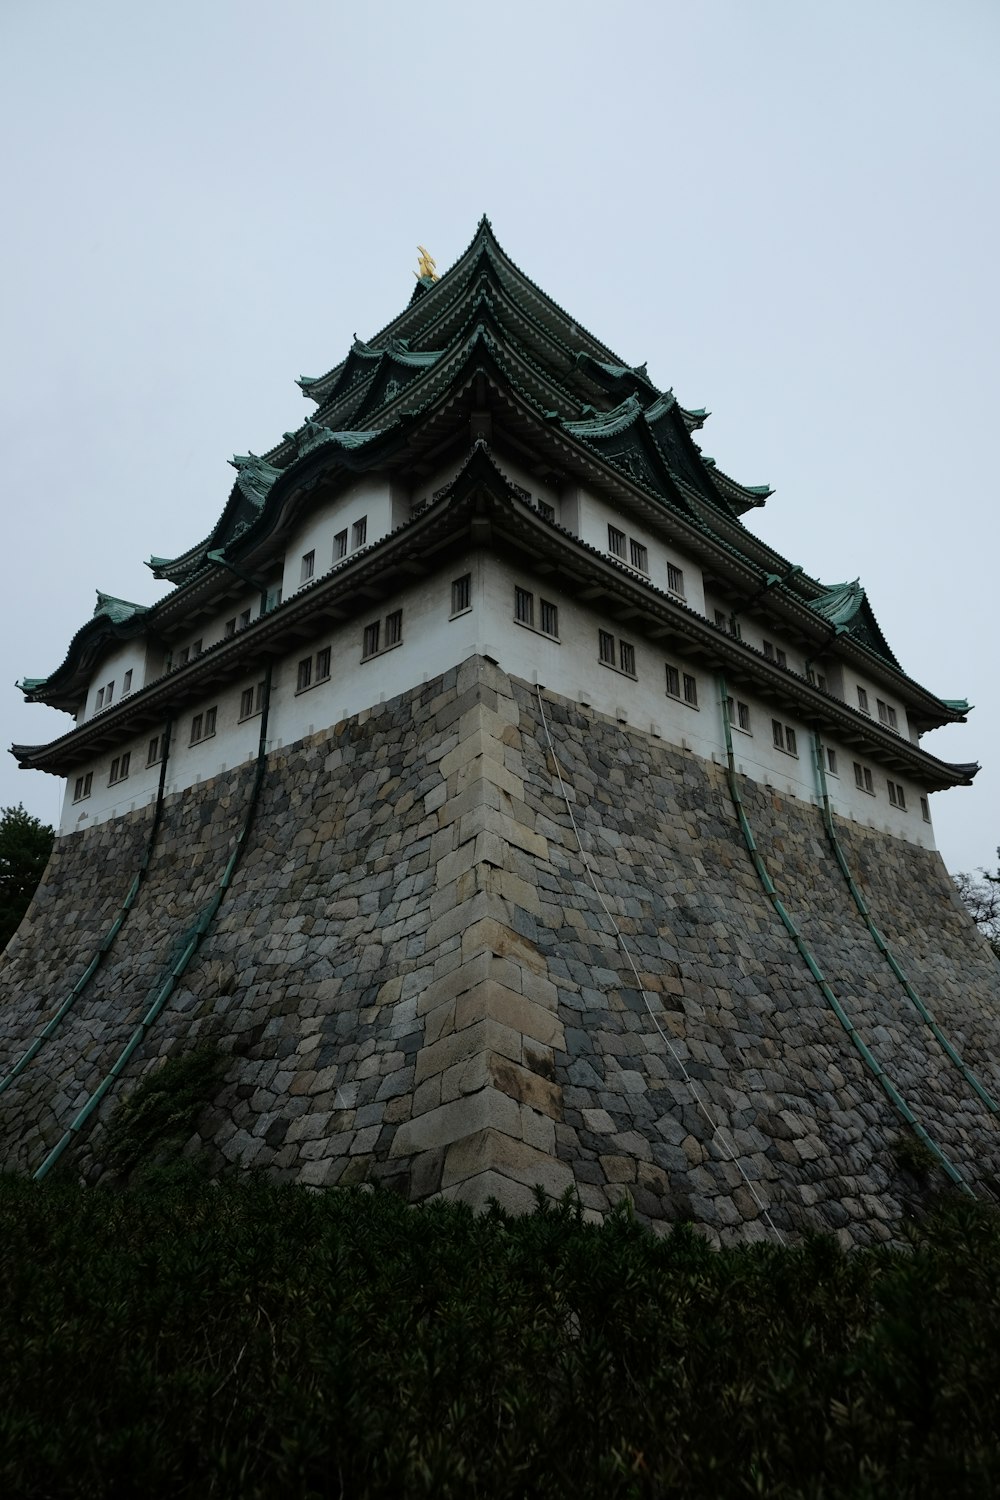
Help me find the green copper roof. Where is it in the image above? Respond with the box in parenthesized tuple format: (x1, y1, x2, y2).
(93, 592, 148, 624)
(942, 698, 971, 713)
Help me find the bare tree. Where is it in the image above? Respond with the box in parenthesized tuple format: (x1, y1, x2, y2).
(954, 851, 1000, 958)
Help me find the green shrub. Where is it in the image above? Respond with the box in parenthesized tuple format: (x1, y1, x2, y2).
(0, 1178, 999, 1497)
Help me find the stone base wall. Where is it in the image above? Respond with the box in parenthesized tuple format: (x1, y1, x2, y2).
(2, 657, 999, 1245)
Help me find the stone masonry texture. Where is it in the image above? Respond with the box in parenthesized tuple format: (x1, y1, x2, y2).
(2, 657, 1000, 1246)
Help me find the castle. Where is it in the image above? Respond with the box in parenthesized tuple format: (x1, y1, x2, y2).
(3, 220, 999, 1243)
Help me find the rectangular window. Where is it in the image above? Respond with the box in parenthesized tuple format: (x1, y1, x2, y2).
(598, 629, 616, 666)
(106, 681, 114, 702)
(887, 780, 907, 810)
(334, 529, 348, 560)
(190, 708, 217, 745)
(179, 647, 190, 666)
(225, 618, 236, 638)
(301, 550, 315, 583)
(539, 599, 559, 638)
(73, 772, 93, 803)
(352, 517, 367, 549)
(920, 796, 931, 823)
(665, 663, 680, 698)
(296, 657, 313, 693)
(815, 673, 827, 692)
(109, 752, 130, 786)
(192, 641, 202, 658)
(451, 573, 472, 615)
(385, 609, 403, 647)
(877, 700, 899, 731)
(122, 670, 133, 695)
(239, 681, 266, 720)
(515, 587, 534, 627)
(238, 608, 251, 631)
(857, 686, 869, 714)
(772, 719, 784, 750)
(96, 687, 105, 711)
(727, 699, 751, 733)
(363, 621, 380, 659)
(315, 647, 331, 681)
(666, 665, 698, 707)
(764, 641, 787, 668)
(147, 736, 163, 767)
(667, 563, 685, 597)
(826, 747, 838, 776)
(715, 609, 728, 629)
(854, 762, 875, 795)
(608, 525, 627, 560)
(619, 640, 636, 676)
(265, 585, 283, 612)
(785, 726, 797, 757)
(629, 539, 648, 573)
(683, 673, 698, 707)
(537, 500, 555, 522)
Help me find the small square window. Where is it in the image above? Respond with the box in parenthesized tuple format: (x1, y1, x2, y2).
(619, 640, 636, 676)
(315, 647, 331, 681)
(537, 500, 555, 522)
(667, 563, 685, 597)
(629, 539, 648, 573)
(683, 673, 698, 707)
(334, 529, 348, 560)
(598, 629, 616, 666)
(451, 574, 472, 615)
(665, 663, 680, 698)
(539, 599, 559, 637)
(122, 670, 133, 695)
(352, 517, 367, 549)
(385, 610, 403, 647)
(301, 550, 316, 583)
(857, 686, 869, 714)
(297, 657, 312, 692)
(515, 587, 534, 627)
(608, 525, 627, 560)
(363, 621, 380, 659)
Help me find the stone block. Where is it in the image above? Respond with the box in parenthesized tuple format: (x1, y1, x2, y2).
(440, 1127, 575, 1199)
(389, 1086, 522, 1157)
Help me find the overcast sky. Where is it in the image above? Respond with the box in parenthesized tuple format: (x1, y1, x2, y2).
(1, 0, 997, 875)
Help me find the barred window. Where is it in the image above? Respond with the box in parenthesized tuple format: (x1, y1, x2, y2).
(385, 610, 403, 647)
(629, 539, 648, 573)
(608, 525, 627, 560)
(857, 685, 869, 714)
(598, 629, 616, 665)
(667, 563, 685, 597)
(619, 640, 636, 676)
(297, 657, 312, 693)
(683, 673, 698, 707)
(147, 736, 163, 767)
(515, 587, 534, 627)
(300, 550, 315, 583)
(887, 780, 907, 810)
(665, 663, 680, 697)
(334, 529, 348, 560)
(363, 621, 380, 659)
(109, 752, 130, 786)
(451, 574, 471, 614)
(826, 747, 838, 776)
(240, 681, 266, 720)
(854, 762, 875, 795)
(352, 517, 367, 549)
(539, 599, 559, 637)
(315, 647, 331, 681)
(73, 772, 93, 802)
(537, 500, 555, 522)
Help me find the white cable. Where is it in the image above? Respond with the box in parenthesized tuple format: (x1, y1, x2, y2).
(534, 686, 785, 1245)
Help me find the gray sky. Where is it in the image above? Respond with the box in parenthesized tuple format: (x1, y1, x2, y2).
(2, 0, 997, 875)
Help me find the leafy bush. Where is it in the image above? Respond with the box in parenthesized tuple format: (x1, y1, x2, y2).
(1, 1178, 999, 1497)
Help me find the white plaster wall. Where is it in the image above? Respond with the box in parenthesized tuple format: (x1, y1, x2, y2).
(56, 550, 937, 851)
(281, 476, 390, 600)
(84, 641, 153, 722)
(575, 488, 705, 614)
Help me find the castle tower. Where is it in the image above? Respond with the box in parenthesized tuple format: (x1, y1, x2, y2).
(4, 220, 999, 1243)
